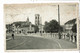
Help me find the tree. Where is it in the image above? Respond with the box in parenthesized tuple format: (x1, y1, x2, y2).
(6, 24, 13, 33)
(43, 21, 49, 33)
(44, 20, 63, 33)
(12, 22, 21, 27)
(72, 24, 77, 33)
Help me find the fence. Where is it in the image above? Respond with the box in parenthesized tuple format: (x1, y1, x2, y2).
(37, 32, 77, 43)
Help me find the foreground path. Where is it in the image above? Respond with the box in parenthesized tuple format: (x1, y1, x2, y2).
(6, 34, 77, 50)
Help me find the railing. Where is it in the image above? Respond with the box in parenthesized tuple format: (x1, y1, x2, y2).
(62, 33, 77, 43)
(38, 32, 77, 43)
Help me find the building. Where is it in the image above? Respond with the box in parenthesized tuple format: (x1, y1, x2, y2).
(18, 18, 35, 34)
(6, 17, 35, 34)
(64, 18, 76, 33)
(17, 22, 35, 34)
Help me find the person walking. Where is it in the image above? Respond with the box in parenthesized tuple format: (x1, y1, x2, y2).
(12, 33, 14, 40)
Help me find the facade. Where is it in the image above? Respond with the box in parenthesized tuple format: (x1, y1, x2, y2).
(65, 24, 74, 33)
(64, 18, 76, 33)
(20, 22, 35, 33)
(18, 26, 35, 34)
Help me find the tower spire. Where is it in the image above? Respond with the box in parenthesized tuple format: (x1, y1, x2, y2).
(27, 17, 29, 22)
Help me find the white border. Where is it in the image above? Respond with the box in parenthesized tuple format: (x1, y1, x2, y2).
(4, 2, 79, 51)
(0, 0, 79, 53)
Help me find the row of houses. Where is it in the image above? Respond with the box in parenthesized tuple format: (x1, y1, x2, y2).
(6, 18, 35, 34)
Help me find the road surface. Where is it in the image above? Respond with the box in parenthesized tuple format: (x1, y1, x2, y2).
(6, 34, 77, 50)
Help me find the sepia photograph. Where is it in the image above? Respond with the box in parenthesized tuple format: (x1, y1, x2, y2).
(4, 3, 79, 50)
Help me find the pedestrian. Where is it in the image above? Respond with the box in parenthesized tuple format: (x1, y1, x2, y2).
(12, 33, 14, 40)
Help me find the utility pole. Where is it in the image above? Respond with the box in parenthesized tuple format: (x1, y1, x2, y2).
(58, 5, 61, 39)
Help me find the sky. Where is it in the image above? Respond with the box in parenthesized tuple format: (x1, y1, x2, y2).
(4, 3, 78, 25)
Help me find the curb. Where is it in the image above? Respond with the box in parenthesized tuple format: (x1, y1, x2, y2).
(6, 38, 12, 41)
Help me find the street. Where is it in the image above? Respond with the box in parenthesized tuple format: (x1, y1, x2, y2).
(6, 33, 77, 50)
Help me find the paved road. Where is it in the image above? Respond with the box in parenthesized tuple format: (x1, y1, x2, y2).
(6, 34, 77, 50)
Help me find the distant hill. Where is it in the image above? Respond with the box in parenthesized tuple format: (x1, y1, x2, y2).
(65, 18, 76, 25)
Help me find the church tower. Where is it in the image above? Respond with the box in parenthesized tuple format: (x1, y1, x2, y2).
(35, 14, 41, 26)
(35, 14, 42, 32)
